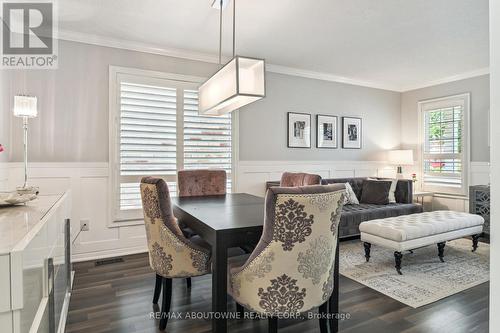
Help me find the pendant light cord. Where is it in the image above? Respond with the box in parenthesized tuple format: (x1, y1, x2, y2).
(232, 0, 236, 57)
(219, 0, 223, 64)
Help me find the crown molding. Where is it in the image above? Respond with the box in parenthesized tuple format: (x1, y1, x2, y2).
(57, 30, 400, 91)
(400, 67, 490, 92)
(265, 64, 401, 91)
(58, 29, 489, 93)
(58, 30, 227, 64)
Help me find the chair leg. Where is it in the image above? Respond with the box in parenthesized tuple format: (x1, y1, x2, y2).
(319, 302, 328, 333)
(268, 317, 278, 333)
(159, 278, 172, 331)
(153, 274, 163, 304)
(329, 240, 340, 333)
(186, 277, 192, 289)
(236, 303, 245, 318)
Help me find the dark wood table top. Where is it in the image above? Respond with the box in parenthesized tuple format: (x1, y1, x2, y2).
(171, 193, 265, 232)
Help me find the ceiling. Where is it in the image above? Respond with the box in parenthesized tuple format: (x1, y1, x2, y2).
(57, 0, 490, 91)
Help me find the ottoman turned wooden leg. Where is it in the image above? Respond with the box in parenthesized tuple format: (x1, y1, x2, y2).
(394, 251, 403, 275)
(437, 242, 446, 262)
(363, 242, 371, 262)
(472, 234, 480, 252)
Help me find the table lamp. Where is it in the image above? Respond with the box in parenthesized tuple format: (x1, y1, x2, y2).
(388, 149, 414, 179)
(13, 95, 39, 195)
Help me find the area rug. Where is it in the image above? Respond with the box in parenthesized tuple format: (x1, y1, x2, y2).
(339, 238, 490, 308)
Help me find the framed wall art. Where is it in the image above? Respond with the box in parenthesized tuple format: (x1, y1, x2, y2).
(287, 112, 311, 148)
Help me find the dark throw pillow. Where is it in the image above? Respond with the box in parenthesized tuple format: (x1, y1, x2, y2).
(360, 180, 392, 205)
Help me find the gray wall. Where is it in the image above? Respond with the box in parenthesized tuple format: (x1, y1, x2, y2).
(2, 40, 402, 163)
(401, 74, 490, 162)
(239, 73, 402, 161)
(1, 40, 219, 162)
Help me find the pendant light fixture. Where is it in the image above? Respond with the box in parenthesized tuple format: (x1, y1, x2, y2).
(198, 0, 266, 116)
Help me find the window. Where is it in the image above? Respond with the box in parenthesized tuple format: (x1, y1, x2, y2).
(109, 68, 233, 222)
(419, 93, 470, 195)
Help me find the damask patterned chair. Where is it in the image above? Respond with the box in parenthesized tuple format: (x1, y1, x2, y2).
(280, 172, 322, 187)
(140, 177, 211, 331)
(228, 184, 346, 333)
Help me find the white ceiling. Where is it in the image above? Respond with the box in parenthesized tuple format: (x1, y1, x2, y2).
(57, 0, 490, 91)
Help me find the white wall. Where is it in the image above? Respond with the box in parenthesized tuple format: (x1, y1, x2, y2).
(489, 0, 499, 330)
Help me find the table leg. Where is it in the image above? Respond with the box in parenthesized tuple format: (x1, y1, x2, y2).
(212, 237, 228, 333)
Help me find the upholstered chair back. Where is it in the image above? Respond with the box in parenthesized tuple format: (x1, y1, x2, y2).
(177, 169, 227, 197)
(280, 172, 322, 187)
(140, 177, 210, 278)
(229, 184, 346, 316)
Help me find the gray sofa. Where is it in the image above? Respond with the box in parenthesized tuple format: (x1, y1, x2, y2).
(266, 177, 423, 239)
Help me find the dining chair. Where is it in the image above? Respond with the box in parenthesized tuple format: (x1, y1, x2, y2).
(176, 169, 227, 238)
(228, 183, 346, 333)
(140, 177, 212, 331)
(280, 172, 322, 187)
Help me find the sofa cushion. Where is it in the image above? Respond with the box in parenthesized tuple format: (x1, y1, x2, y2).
(339, 203, 423, 238)
(360, 180, 392, 204)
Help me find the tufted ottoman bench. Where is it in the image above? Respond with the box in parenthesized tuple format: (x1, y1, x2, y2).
(359, 211, 484, 274)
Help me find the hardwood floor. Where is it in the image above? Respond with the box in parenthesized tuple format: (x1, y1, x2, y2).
(66, 252, 489, 333)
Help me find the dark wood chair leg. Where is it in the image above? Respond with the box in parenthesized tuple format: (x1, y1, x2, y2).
(236, 303, 244, 318)
(153, 274, 163, 304)
(186, 277, 192, 289)
(363, 242, 371, 262)
(268, 317, 278, 333)
(472, 234, 480, 252)
(394, 251, 403, 275)
(328, 240, 340, 333)
(437, 242, 446, 262)
(159, 278, 172, 331)
(319, 302, 328, 333)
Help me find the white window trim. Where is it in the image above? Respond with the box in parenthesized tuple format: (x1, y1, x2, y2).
(417, 93, 471, 197)
(108, 66, 239, 226)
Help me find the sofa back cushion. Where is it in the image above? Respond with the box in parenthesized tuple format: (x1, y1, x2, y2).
(360, 180, 392, 205)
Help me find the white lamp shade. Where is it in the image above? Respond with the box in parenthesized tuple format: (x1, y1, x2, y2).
(13, 95, 38, 118)
(388, 149, 414, 165)
(198, 56, 265, 116)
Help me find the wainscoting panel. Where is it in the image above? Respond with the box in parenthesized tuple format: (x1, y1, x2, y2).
(236, 160, 395, 196)
(3, 161, 490, 261)
(6, 163, 147, 262)
(0, 163, 7, 191)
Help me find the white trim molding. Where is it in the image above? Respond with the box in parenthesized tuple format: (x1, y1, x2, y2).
(58, 29, 489, 93)
(401, 68, 490, 92)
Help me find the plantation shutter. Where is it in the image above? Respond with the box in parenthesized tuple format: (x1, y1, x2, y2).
(119, 81, 178, 211)
(183, 89, 232, 192)
(421, 95, 468, 195)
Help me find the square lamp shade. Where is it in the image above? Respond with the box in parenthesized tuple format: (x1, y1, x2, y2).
(13, 95, 38, 118)
(388, 149, 414, 165)
(198, 56, 265, 116)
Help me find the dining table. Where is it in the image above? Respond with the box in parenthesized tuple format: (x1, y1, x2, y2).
(171, 193, 265, 333)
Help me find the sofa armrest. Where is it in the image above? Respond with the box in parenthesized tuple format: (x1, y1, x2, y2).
(395, 179, 413, 204)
